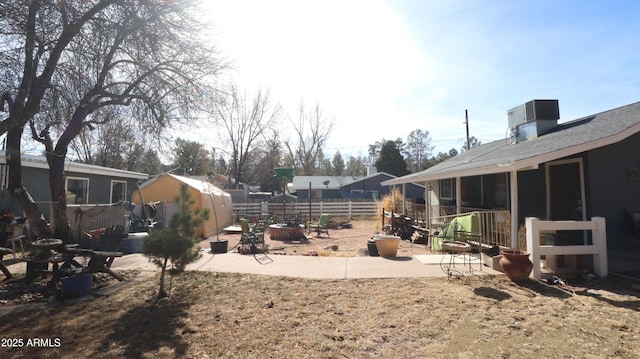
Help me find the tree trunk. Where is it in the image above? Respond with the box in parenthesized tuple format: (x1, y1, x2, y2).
(157, 258, 168, 299)
(47, 151, 72, 243)
(6, 125, 53, 240)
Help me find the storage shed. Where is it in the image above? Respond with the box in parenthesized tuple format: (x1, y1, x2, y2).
(132, 174, 233, 238)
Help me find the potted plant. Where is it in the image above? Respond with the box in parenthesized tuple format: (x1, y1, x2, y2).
(209, 238, 228, 254)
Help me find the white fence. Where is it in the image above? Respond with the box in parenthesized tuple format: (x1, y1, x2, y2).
(525, 217, 608, 280)
(232, 201, 379, 222)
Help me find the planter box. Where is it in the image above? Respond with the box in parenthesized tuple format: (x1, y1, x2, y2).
(481, 252, 503, 272)
(269, 225, 305, 241)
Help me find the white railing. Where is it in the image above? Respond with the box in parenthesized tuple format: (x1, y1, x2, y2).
(525, 217, 608, 280)
(430, 209, 511, 248)
(232, 201, 379, 222)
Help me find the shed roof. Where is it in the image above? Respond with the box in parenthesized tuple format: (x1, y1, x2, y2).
(383, 101, 640, 185)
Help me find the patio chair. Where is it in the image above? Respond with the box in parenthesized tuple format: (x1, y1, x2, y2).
(6, 224, 26, 260)
(308, 213, 331, 238)
(238, 218, 265, 254)
(87, 225, 126, 277)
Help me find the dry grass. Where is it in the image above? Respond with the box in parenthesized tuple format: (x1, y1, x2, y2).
(0, 271, 638, 358)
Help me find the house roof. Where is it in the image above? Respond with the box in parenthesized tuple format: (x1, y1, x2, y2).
(341, 171, 425, 189)
(291, 175, 364, 190)
(383, 100, 640, 185)
(0, 152, 148, 180)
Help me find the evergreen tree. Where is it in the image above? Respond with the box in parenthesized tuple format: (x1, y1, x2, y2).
(143, 183, 210, 299)
(374, 141, 410, 176)
(332, 151, 345, 176)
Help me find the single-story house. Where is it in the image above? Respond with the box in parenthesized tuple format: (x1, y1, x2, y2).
(222, 182, 251, 203)
(0, 152, 148, 220)
(292, 175, 364, 200)
(382, 99, 640, 272)
(292, 171, 425, 201)
(341, 172, 425, 201)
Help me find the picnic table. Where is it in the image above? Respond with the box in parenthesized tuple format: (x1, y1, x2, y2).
(24, 225, 126, 285)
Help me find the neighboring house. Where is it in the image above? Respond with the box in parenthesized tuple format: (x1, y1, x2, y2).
(222, 182, 251, 203)
(0, 152, 148, 220)
(293, 172, 425, 201)
(292, 176, 364, 200)
(341, 172, 425, 201)
(382, 99, 640, 255)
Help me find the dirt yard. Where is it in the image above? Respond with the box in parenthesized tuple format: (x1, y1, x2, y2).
(1, 219, 639, 357)
(198, 218, 430, 257)
(0, 271, 638, 358)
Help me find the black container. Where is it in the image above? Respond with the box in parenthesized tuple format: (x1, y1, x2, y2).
(210, 240, 228, 254)
(367, 239, 379, 256)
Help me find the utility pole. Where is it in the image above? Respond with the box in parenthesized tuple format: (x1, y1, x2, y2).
(464, 109, 470, 150)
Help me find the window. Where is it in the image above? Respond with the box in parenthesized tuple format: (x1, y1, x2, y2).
(111, 181, 127, 203)
(440, 178, 455, 200)
(461, 176, 482, 206)
(66, 177, 89, 204)
(483, 173, 508, 208)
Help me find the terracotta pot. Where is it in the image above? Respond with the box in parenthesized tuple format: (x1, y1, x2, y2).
(499, 249, 533, 281)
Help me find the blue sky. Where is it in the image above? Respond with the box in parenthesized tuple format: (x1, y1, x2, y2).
(202, 0, 640, 159)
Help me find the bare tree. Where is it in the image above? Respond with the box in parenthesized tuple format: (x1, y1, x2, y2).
(1, 1, 224, 241)
(285, 101, 335, 175)
(406, 129, 434, 172)
(208, 86, 280, 185)
(69, 106, 168, 174)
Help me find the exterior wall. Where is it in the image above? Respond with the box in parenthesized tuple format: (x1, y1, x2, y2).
(1, 165, 142, 221)
(343, 175, 392, 199)
(586, 132, 640, 247)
